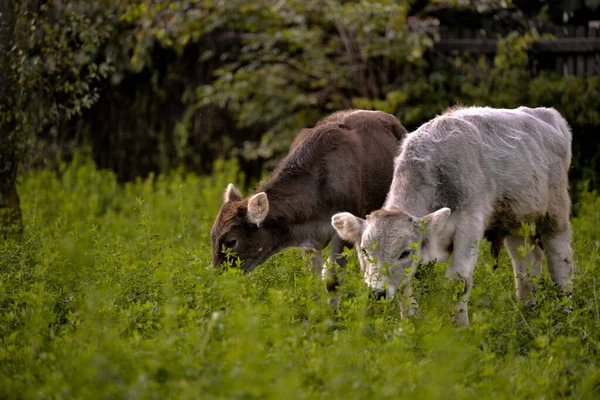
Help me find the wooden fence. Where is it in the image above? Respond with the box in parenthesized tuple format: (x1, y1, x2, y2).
(435, 24, 600, 77)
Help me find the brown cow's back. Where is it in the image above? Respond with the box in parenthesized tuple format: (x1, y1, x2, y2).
(258, 110, 406, 221)
(211, 109, 407, 273)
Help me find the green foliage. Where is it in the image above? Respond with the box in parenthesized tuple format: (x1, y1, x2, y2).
(451, 30, 600, 125)
(122, 0, 438, 164)
(1, 1, 118, 143)
(450, 31, 600, 191)
(3, 1, 599, 188)
(1, 158, 600, 398)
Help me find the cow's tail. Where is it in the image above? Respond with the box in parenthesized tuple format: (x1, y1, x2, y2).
(551, 109, 573, 167)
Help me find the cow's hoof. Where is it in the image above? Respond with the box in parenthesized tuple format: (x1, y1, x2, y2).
(369, 289, 386, 300)
(328, 295, 340, 313)
(452, 310, 470, 326)
(322, 265, 339, 292)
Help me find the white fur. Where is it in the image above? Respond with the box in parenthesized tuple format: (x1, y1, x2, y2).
(333, 106, 574, 325)
(247, 192, 269, 227)
(331, 213, 364, 244)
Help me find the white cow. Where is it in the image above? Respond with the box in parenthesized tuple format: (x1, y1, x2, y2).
(332, 106, 574, 325)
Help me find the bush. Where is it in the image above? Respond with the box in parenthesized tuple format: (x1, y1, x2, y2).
(1, 157, 599, 399)
(3, 1, 599, 190)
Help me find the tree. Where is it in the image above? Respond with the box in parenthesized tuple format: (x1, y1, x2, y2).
(0, 0, 24, 237)
(0, 0, 116, 236)
(121, 0, 438, 168)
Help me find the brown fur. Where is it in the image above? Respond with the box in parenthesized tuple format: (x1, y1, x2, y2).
(211, 110, 408, 272)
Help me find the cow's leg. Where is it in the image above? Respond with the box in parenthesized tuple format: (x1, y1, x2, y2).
(322, 234, 351, 289)
(540, 227, 574, 292)
(328, 234, 350, 268)
(504, 234, 543, 305)
(398, 278, 418, 318)
(542, 229, 573, 292)
(301, 248, 323, 276)
(445, 218, 484, 326)
(322, 234, 352, 312)
(538, 191, 574, 293)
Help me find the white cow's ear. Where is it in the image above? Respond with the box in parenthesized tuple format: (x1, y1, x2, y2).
(247, 192, 269, 227)
(422, 208, 451, 233)
(331, 212, 365, 243)
(224, 183, 242, 203)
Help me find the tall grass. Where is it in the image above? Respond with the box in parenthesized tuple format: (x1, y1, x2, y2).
(1, 156, 599, 399)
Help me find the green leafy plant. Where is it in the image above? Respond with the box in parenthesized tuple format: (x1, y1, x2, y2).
(1, 157, 599, 399)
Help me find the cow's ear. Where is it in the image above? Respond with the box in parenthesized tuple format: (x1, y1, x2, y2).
(247, 192, 269, 227)
(224, 183, 242, 203)
(331, 212, 364, 243)
(422, 208, 451, 233)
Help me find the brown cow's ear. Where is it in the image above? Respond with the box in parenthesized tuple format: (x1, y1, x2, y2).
(247, 192, 269, 227)
(224, 183, 242, 203)
(331, 212, 364, 243)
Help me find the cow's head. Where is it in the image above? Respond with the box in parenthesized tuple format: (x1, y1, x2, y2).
(211, 183, 281, 273)
(331, 208, 452, 297)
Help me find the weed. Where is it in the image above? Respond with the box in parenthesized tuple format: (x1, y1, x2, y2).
(1, 157, 599, 399)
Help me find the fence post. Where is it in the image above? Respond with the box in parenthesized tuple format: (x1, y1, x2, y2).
(588, 24, 599, 76)
(576, 26, 586, 77)
(554, 26, 565, 76)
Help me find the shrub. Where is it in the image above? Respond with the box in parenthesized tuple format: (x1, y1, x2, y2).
(1, 157, 599, 399)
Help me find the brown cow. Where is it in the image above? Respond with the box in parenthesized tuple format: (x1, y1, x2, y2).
(211, 110, 408, 280)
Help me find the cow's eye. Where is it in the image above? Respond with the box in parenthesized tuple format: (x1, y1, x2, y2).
(398, 250, 412, 260)
(225, 239, 237, 249)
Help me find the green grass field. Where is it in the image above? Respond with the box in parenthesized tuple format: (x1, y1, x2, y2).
(1, 156, 599, 399)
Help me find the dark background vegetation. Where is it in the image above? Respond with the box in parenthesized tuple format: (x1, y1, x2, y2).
(1, 3, 600, 397)
(1, 0, 600, 236)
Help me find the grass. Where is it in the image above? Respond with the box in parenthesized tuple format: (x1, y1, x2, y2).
(1, 155, 599, 399)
